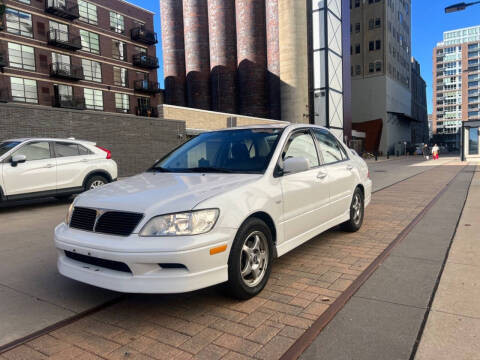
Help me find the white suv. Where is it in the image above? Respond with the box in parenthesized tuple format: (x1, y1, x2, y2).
(0, 138, 117, 202)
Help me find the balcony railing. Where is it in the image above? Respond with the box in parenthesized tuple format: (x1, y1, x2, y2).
(52, 96, 85, 110)
(45, 0, 79, 20)
(47, 29, 82, 51)
(49, 63, 84, 80)
(132, 53, 159, 69)
(136, 106, 158, 117)
(134, 80, 161, 94)
(130, 27, 157, 45)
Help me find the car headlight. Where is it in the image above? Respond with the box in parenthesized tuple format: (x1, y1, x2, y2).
(65, 203, 74, 225)
(139, 209, 219, 237)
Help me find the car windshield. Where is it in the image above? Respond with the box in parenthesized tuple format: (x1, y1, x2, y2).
(0, 141, 21, 157)
(152, 128, 284, 174)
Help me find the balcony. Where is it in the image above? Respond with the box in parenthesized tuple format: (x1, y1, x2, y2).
(49, 63, 84, 80)
(52, 96, 85, 110)
(45, 0, 79, 20)
(134, 80, 161, 94)
(130, 27, 157, 45)
(47, 29, 82, 51)
(132, 53, 159, 69)
(136, 106, 158, 117)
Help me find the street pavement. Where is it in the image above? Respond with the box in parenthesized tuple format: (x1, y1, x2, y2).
(0, 156, 467, 359)
(415, 166, 480, 360)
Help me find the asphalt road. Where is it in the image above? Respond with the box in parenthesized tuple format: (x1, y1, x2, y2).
(0, 155, 459, 346)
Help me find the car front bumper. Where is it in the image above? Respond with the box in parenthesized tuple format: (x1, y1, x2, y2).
(55, 223, 236, 293)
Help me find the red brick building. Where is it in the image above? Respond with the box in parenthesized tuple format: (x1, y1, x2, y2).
(0, 0, 160, 116)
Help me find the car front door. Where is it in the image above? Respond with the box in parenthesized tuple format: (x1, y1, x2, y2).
(2, 141, 57, 196)
(313, 129, 356, 219)
(278, 130, 331, 243)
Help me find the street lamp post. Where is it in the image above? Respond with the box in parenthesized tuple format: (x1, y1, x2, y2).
(445, 1, 480, 13)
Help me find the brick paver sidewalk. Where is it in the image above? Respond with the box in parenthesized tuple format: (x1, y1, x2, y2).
(1, 162, 465, 360)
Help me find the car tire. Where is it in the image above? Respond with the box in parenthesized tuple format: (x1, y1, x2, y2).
(341, 187, 364, 232)
(84, 175, 108, 191)
(226, 218, 273, 300)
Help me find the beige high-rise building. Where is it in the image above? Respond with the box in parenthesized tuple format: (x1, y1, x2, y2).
(350, 0, 414, 154)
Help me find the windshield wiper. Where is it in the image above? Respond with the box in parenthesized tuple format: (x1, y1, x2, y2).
(187, 167, 235, 173)
(149, 166, 171, 173)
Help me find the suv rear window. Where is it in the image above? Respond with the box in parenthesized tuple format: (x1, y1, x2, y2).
(55, 142, 92, 157)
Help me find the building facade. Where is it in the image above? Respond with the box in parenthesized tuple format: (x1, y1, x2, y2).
(0, 0, 160, 116)
(410, 57, 428, 144)
(350, 0, 414, 154)
(432, 25, 480, 150)
(160, 0, 352, 141)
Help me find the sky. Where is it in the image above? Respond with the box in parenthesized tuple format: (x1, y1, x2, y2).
(128, 0, 480, 115)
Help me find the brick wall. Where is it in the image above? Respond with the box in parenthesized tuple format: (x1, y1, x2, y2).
(0, 102, 185, 176)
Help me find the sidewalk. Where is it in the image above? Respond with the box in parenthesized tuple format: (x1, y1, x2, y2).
(415, 166, 480, 360)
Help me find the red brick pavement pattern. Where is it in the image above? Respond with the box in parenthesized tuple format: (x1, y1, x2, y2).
(1, 163, 464, 360)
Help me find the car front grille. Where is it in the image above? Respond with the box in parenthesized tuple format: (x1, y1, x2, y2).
(69, 207, 143, 236)
(65, 251, 132, 273)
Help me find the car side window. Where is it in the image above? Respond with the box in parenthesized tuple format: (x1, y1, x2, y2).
(313, 129, 347, 164)
(282, 132, 319, 168)
(78, 145, 91, 155)
(12, 142, 51, 161)
(55, 142, 80, 157)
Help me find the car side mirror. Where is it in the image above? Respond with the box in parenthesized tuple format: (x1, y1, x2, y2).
(11, 154, 26, 167)
(283, 157, 310, 174)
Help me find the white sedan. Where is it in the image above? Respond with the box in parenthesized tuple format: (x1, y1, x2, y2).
(55, 124, 371, 299)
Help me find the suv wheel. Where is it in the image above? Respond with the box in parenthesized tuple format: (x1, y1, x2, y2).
(341, 187, 364, 232)
(226, 218, 273, 299)
(85, 175, 108, 191)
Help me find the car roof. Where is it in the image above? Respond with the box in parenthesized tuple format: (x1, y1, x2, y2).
(3, 138, 96, 145)
(211, 123, 330, 132)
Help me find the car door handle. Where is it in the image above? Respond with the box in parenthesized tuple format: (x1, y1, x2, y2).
(44, 163, 55, 168)
(81, 159, 89, 162)
(346, 165, 353, 171)
(317, 171, 327, 179)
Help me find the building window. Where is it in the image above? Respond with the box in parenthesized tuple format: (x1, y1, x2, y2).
(8, 42, 35, 71)
(115, 93, 130, 113)
(6, 8, 33, 38)
(355, 44, 360, 54)
(369, 63, 374, 73)
(112, 40, 127, 61)
(110, 11, 125, 34)
(375, 61, 382, 72)
(84, 88, 103, 110)
(375, 18, 381, 27)
(78, 0, 98, 25)
(80, 30, 100, 54)
(16, 0, 30, 3)
(49, 20, 68, 39)
(81, 59, 102, 82)
(113, 67, 128, 87)
(355, 0, 360, 7)
(369, 41, 374, 51)
(355, 23, 360, 33)
(10, 77, 37, 103)
(376, 40, 381, 50)
(355, 64, 361, 75)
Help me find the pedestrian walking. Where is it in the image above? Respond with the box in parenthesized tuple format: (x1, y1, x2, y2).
(432, 144, 439, 160)
(422, 144, 429, 160)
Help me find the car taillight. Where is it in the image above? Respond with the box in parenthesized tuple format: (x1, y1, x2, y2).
(96, 146, 111, 159)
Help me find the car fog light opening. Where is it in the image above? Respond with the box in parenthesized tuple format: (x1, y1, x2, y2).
(139, 209, 219, 236)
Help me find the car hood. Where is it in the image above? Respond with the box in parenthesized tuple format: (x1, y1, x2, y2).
(74, 172, 262, 215)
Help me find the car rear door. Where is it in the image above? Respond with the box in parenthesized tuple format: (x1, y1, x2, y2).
(279, 129, 331, 242)
(54, 142, 92, 190)
(312, 128, 356, 219)
(2, 141, 57, 196)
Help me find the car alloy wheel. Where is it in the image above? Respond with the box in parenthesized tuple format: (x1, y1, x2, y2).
(240, 231, 269, 288)
(352, 192, 362, 225)
(90, 180, 105, 189)
(341, 187, 364, 232)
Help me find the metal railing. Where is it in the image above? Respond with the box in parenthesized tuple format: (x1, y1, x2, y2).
(135, 106, 158, 117)
(45, 0, 79, 20)
(47, 29, 82, 50)
(132, 53, 159, 69)
(130, 27, 157, 45)
(49, 62, 84, 80)
(134, 80, 161, 93)
(52, 95, 85, 110)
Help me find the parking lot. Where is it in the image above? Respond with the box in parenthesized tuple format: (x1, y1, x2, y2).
(0, 156, 462, 359)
